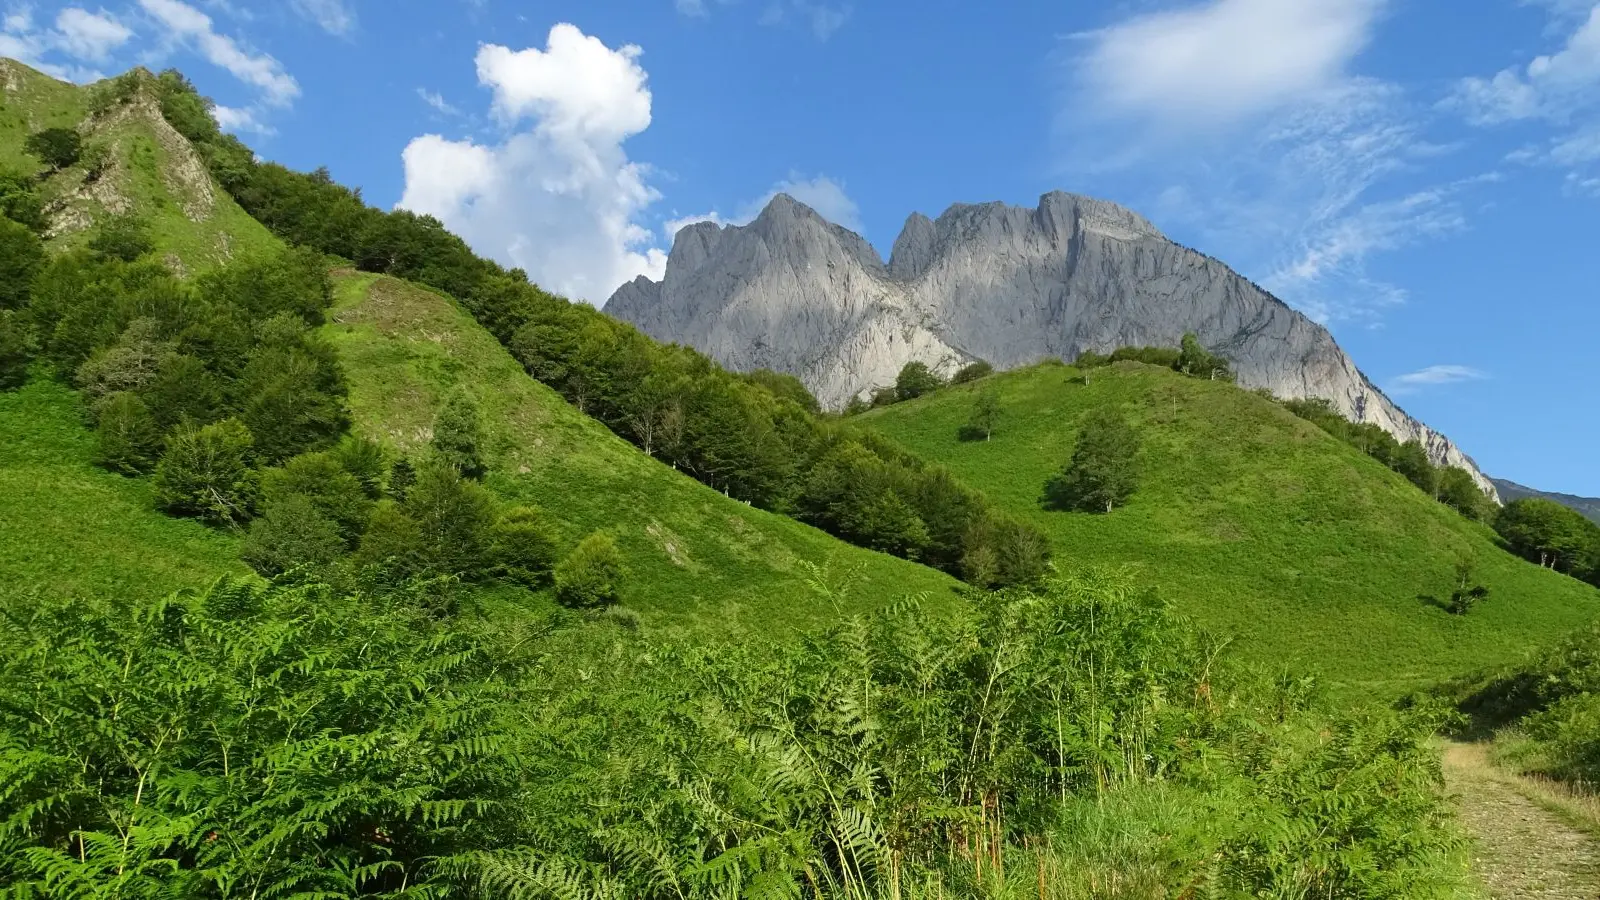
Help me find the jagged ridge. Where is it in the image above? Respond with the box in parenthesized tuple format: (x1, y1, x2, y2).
(607, 191, 1496, 496)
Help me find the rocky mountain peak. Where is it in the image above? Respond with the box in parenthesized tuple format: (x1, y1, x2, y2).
(608, 189, 1497, 497)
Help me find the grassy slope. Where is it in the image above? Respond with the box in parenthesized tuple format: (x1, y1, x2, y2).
(0, 59, 276, 272)
(860, 362, 1599, 699)
(324, 272, 959, 632)
(0, 380, 244, 603)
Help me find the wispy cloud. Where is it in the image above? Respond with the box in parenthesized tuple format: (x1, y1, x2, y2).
(290, 0, 355, 36)
(664, 172, 862, 242)
(0, 6, 134, 81)
(1387, 364, 1489, 395)
(416, 88, 461, 117)
(1057, 1, 1485, 328)
(138, 0, 299, 106)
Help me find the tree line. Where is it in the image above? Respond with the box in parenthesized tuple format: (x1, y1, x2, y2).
(134, 70, 1048, 588)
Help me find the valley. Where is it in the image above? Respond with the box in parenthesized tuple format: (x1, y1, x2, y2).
(0, 52, 1595, 899)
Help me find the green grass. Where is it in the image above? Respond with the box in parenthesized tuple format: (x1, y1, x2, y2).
(860, 362, 1600, 700)
(0, 59, 277, 273)
(323, 272, 960, 632)
(0, 379, 244, 603)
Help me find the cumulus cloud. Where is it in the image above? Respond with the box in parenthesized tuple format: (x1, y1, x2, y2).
(399, 24, 669, 304)
(1387, 365, 1488, 395)
(290, 0, 355, 35)
(1074, 0, 1382, 130)
(0, 6, 133, 80)
(138, 0, 299, 106)
(53, 8, 133, 63)
(212, 104, 272, 135)
(665, 172, 862, 243)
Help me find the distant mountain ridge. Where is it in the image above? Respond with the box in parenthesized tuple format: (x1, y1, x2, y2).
(607, 191, 1496, 496)
(1492, 479, 1600, 524)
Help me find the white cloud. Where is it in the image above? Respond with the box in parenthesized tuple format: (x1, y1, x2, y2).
(664, 173, 863, 243)
(290, 0, 355, 35)
(417, 88, 461, 117)
(53, 8, 133, 63)
(1387, 365, 1488, 395)
(212, 103, 272, 135)
(138, 0, 299, 106)
(756, 0, 851, 39)
(1075, 0, 1383, 129)
(399, 24, 669, 304)
(1445, 4, 1600, 125)
(676, 0, 708, 15)
(1058, 3, 1486, 327)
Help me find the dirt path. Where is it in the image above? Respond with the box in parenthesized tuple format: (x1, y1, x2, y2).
(1442, 741, 1600, 899)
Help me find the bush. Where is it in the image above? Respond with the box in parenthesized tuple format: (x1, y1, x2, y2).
(354, 499, 424, 575)
(0, 169, 46, 232)
(488, 505, 561, 586)
(894, 360, 944, 401)
(555, 531, 626, 608)
(24, 127, 82, 169)
(951, 359, 994, 384)
(242, 494, 346, 576)
(88, 214, 155, 263)
(332, 435, 387, 498)
(94, 392, 164, 475)
(153, 418, 258, 526)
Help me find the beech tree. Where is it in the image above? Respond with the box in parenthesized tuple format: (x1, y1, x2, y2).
(431, 390, 488, 479)
(153, 418, 258, 527)
(1045, 407, 1141, 513)
(895, 361, 943, 401)
(963, 390, 1000, 441)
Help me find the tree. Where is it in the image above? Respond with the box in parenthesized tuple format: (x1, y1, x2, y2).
(743, 368, 820, 413)
(431, 389, 488, 479)
(236, 317, 349, 463)
(1177, 333, 1232, 381)
(1496, 499, 1600, 576)
(555, 531, 627, 608)
(1438, 467, 1489, 521)
(388, 456, 416, 502)
(24, 127, 83, 170)
(354, 500, 424, 575)
(94, 392, 164, 475)
(404, 457, 496, 576)
(153, 418, 258, 526)
(962, 390, 1001, 442)
(1446, 554, 1491, 615)
(331, 435, 387, 499)
(1393, 440, 1439, 497)
(87, 214, 154, 262)
(0, 216, 44, 310)
(242, 494, 345, 577)
(0, 169, 47, 232)
(0, 310, 31, 390)
(260, 452, 374, 544)
(895, 361, 944, 402)
(1044, 407, 1141, 513)
(951, 360, 995, 384)
(487, 505, 561, 586)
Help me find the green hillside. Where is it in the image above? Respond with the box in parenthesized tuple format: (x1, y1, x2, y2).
(323, 271, 957, 630)
(0, 379, 244, 603)
(860, 362, 1599, 698)
(0, 60, 276, 272)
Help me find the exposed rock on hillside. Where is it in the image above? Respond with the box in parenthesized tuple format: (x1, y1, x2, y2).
(608, 191, 1495, 495)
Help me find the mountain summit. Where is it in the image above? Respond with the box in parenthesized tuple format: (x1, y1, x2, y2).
(607, 191, 1494, 494)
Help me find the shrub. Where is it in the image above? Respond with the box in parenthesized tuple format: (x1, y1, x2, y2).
(24, 127, 82, 169)
(488, 505, 561, 586)
(241, 493, 345, 576)
(153, 418, 258, 526)
(332, 435, 387, 498)
(88, 214, 155, 262)
(951, 359, 995, 384)
(0, 169, 46, 232)
(555, 531, 626, 608)
(94, 392, 164, 475)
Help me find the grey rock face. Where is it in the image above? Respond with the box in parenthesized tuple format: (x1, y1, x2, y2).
(607, 191, 1496, 497)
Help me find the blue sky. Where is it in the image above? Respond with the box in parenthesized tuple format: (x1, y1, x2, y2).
(3, 0, 1597, 494)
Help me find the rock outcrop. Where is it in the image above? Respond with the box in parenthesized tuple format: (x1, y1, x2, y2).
(607, 191, 1496, 496)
